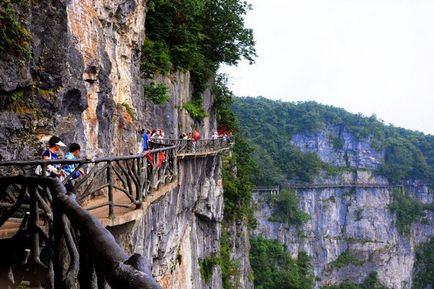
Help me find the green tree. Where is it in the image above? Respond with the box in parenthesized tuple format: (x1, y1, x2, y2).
(250, 236, 314, 289)
(142, 0, 256, 115)
(269, 189, 310, 226)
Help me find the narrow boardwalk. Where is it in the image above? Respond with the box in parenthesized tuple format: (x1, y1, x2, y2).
(0, 138, 232, 238)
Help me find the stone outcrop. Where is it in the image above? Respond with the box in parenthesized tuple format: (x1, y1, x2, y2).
(110, 156, 224, 289)
(0, 1, 235, 289)
(0, 0, 215, 161)
(253, 127, 434, 289)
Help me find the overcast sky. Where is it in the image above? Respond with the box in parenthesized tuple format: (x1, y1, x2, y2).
(221, 0, 434, 135)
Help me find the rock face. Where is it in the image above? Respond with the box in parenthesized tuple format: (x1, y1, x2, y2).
(253, 127, 434, 289)
(291, 126, 383, 169)
(224, 219, 254, 289)
(0, 0, 215, 160)
(0, 2, 234, 289)
(110, 156, 224, 289)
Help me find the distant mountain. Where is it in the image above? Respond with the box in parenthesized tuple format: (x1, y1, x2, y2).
(232, 96, 434, 185)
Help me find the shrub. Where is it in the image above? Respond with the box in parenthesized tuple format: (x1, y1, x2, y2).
(183, 99, 208, 121)
(388, 189, 426, 236)
(143, 82, 170, 104)
(0, 0, 32, 64)
(199, 256, 220, 284)
(250, 236, 314, 289)
(116, 102, 135, 120)
(412, 238, 434, 289)
(268, 189, 310, 226)
(329, 250, 364, 269)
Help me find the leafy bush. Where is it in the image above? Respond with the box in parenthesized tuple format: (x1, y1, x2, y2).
(198, 229, 240, 288)
(140, 39, 172, 78)
(268, 189, 310, 226)
(222, 136, 256, 222)
(0, 0, 32, 64)
(388, 189, 427, 236)
(143, 82, 170, 104)
(199, 256, 220, 284)
(329, 250, 364, 269)
(322, 272, 390, 289)
(3, 88, 33, 113)
(412, 238, 434, 289)
(183, 99, 208, 121)
(250, 236, 314, 289)
(116, 102, 135, 120)
(329, 134, 344, 150)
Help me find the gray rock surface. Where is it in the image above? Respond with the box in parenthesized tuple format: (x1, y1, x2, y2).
(0, 2, 236, 289)
(291, 126, 384, 169)
(254, 130, 434, 289)
(110, 156, 224, 289)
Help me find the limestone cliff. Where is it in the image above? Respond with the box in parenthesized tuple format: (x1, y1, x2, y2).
(0, 0, 215, 160)
(0, 1, 237, 289)
(110, 156, 224, 289)
(253, 127, 434, 289)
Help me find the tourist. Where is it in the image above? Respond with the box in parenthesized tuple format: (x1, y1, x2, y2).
(64, 143, 85, 192)
(150, 129, 158, 139)
(158, 128, 165, 139)
(143, 130, 151, 151)
(192, 130, 201, 152)
(211, 131, 218, 140)
(41, 136, 66, 178)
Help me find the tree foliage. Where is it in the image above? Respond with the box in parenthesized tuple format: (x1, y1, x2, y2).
(0, 0, 32, 64)
(233, 96, 434, 184)
(269, 189, 310, 226)
(250, 236, 314, 289)
(222, 136, 257, 222)
(412, 238, 434, 289)
(142, 0, 256, 115)
(388, 189, 433, 236)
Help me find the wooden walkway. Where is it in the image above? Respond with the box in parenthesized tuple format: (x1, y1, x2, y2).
(0, 139, 232, 239)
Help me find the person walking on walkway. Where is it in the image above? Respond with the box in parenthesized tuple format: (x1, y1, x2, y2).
(64, 143, 85, 192)
(41, 136, 66, 178)
(143, 130, 151, 151)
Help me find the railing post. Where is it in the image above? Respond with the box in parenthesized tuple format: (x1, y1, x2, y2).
(107, 161, 114, 219)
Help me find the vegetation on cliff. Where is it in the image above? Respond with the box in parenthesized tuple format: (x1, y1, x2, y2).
(412, 237, 434, 289)
(268, 189, 310, 226)
(388, 188, 433, 236)
(142, 0, 256, 117)
(0, 0, 32, 64)
(232, 96, 434, 184)
(322, 272, 390, 289)
(328, 250, 364, 269)
(250, 236, 314, 289)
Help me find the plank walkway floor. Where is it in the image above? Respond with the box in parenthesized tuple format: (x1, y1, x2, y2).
(0, 180, 177, 239)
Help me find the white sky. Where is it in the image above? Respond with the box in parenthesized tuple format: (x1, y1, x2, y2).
(221, 0, 434, 135)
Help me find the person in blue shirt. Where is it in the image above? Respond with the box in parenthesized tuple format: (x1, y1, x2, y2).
(64, 143, 85, 192)
(143, 130, 151, 151)
(64, 143, 84, 178)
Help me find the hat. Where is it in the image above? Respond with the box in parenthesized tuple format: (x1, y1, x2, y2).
(48, 136, 66, 148)
(55, 140, 67, 147)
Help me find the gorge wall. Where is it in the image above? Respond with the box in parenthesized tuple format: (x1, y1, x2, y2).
(252, 127, 434, 289)
(0, 1, 239, 289)
(110, 156, 224, 289)
(0, 0, 215, 161)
